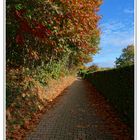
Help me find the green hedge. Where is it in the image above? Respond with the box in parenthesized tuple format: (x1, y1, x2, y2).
(85, 65, 134, 130)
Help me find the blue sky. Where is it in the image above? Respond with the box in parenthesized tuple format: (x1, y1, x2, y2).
(87, 0, 134, 68)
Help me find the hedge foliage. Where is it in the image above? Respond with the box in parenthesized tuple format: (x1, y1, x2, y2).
(84, 65, 134, 129)
(6, 0, 102, 107)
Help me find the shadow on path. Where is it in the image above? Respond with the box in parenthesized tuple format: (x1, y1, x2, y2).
(27, 78, 130, 140)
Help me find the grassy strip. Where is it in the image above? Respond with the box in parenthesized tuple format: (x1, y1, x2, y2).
(84, 65, 134, 130)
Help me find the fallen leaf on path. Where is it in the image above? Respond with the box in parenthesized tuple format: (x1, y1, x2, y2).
(84, 80, 133, 140)
(76, 124, 90, 128)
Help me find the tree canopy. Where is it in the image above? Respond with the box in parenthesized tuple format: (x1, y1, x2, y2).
(7, 0, 102, 70)
(6, 0, 103, 106)
(115, 44, 134, 68)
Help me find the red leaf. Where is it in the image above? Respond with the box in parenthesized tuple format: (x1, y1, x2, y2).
(16, 34, 24, 45)
(20, 20, 31, 33)
(46, 29, 51, 35)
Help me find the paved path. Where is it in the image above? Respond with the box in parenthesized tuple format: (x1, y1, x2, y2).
(27, 79, 114, 140)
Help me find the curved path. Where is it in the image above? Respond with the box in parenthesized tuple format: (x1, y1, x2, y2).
(27, 78, 116, 140)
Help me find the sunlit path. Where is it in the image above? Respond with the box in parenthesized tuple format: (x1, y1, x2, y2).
(27, 79, 114, 140)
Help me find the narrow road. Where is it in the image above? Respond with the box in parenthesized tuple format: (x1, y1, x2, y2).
(27, 78, 118, 140)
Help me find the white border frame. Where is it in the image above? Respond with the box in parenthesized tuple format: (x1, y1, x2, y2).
(1, 0, 139, 140)
(135, 1, 137, 139)
(136, 0, 140, 139)
(0, 0, 4, 139)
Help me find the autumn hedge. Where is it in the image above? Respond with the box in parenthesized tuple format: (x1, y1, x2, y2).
(6, 1, 103, 139)
(6, 0, 102, 107)
(84, 65, 134, 129)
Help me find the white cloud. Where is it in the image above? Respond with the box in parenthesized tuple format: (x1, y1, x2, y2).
(88, 20, 134, 68)
(124, 9, 134, 14)
(86, 60, 115, 68)
(100, 20, 134, 48)
(97, 61, 115, 68)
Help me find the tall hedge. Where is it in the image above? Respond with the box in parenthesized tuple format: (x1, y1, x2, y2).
(85, 65, 134, 130)
(6, 0, 102, 107)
